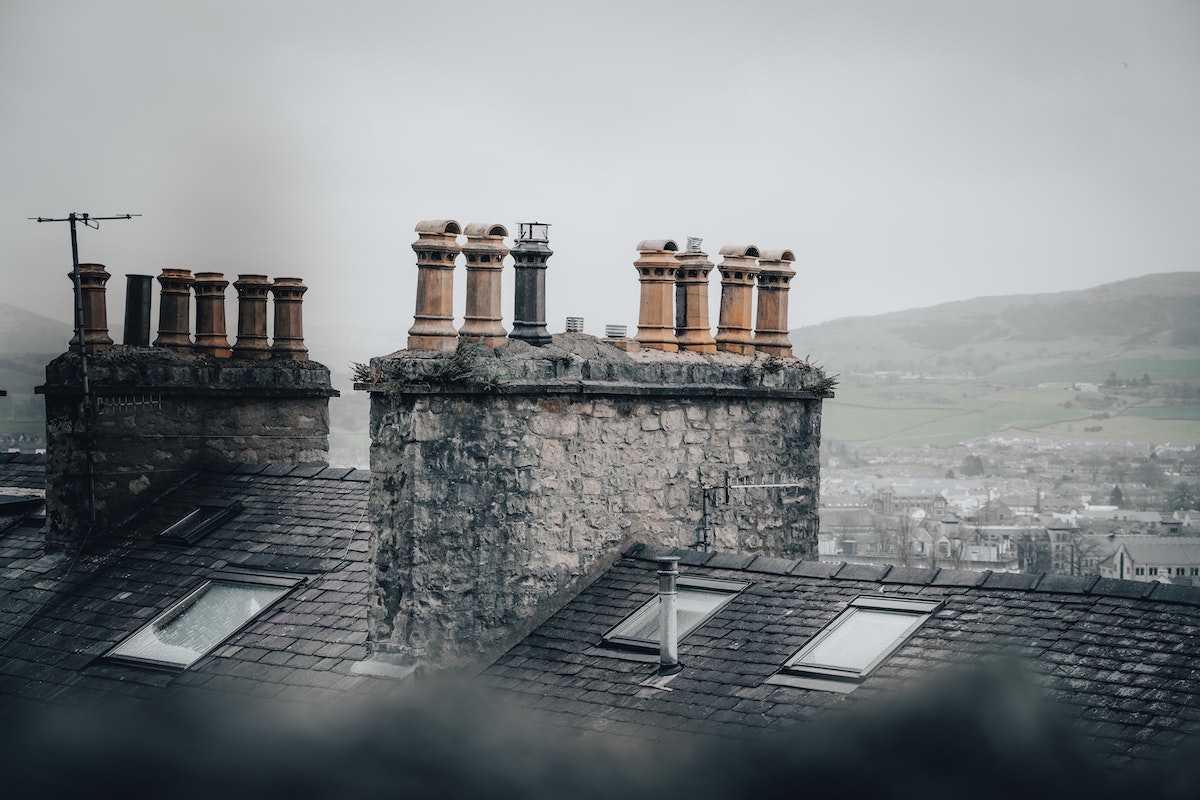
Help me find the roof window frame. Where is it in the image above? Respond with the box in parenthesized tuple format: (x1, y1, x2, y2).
(600, 575, 749, 655)
(768, 595, 943, 693)
(103, 568, 303, 671)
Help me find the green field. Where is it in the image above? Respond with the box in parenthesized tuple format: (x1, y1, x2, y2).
(824, 382, 1200, 446)
(990, 358, 1200, 386)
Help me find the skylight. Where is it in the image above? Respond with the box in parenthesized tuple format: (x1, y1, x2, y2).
(106, 570, 300, 669)
(768, 595, 943, 693)
(602, 576, 748, 652)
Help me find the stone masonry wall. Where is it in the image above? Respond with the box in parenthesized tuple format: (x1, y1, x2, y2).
(363, 335, 831, 668)
(40, 348, 336, 549)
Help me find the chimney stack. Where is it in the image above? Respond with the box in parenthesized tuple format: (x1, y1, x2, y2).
(122, 274, 154, 347)
(673, 238, 717, 354)
(714, 245, 760, 356)
(232, 274, 272, 360)
(509, 220, 552, 346)
(752, 249, 796, 358)
(192, 272, 232, 358)
(458, 223, 509, 347)
(408, 219, 462, 352)
(270, 278, 309, 360)
(633, 240, 679, 352)
(68, 263, 114, 353)
(657, 556, 682, 676)
(154, 269, 194, 350)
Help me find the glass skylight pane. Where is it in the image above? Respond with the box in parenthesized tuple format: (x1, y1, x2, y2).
(609, 587, 729, 652)
(616, 589, 728, 643)
(110, 580, 287, 668)
(802, 609, 919, 671)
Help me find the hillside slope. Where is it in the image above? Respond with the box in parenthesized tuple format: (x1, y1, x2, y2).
(0, 304, 71, 355)
(792, 272, 1200, 379)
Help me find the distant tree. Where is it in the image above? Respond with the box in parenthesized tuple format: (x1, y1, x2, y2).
(1109, 485, 1124, 507)
(961, 455, 985, 477)
(1167, 481, 1199, 512)
(945, 469, 956, 480)
(1134, 462, 1166, 488)
(1081, 456, 1105, 482)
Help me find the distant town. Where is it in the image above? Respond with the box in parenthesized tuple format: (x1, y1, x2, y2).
(821, 437, 1200, 582)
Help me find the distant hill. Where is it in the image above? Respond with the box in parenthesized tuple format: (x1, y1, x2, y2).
(0, 304, 71, 355)
(791, 272, 1200, 381)
(792, 273, 1200, 447)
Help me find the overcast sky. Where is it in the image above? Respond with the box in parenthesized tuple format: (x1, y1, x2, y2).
(2, 1, 1197, 354)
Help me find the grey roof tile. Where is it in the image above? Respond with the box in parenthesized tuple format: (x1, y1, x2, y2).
(745, 556, 797, 575)
(704, 552, 756, 570)
(1033, 574, 1099, 594)
(982, 572, 1041, 590)
(881, 566, 939, 585)
(932, 568, 988, 587)
(1146, 582, 1200, 605)
(788, 560, 841, 578)
(832, 563, 891, 582)
(1090, 578, 1154, 599)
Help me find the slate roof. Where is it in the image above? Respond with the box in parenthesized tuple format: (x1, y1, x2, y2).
(0, 453, 45, 537)
(0, 453, 45, 490)
(1113, 538, 1200, 565)
(482, 543, 1200, 770)
(0, 462, 375, 709)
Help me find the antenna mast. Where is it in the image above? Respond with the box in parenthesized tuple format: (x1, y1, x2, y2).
(694, 469, 810, 552)
(29, 212, 140, 530)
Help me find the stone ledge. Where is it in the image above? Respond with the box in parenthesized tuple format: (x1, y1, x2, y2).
(38, 348, 339, 398)
(358, 333, 832, 399)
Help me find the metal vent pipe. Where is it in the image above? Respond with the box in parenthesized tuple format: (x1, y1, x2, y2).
(123, 274, 153, 346)
(657, 556, 682, 676)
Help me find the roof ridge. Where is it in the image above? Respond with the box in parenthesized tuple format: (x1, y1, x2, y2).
(624, 547, 1200, 607)
(203, 462, 371, 481)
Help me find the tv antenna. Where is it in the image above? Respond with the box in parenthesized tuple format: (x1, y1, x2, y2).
(694, 469, 810, 552)
(28, 212, 140, 529)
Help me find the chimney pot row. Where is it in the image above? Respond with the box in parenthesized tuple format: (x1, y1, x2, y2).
(406, 219, 554, 351)
(631, 240, 796, 358)
(69, 266, 308, 359)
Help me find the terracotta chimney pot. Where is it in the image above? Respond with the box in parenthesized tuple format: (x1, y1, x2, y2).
(154, 269, 194, 350)
(408, 219, 462, 352)
(714, 245, 760, 356)
(459, 223, 509, 347)
(68, 263, 114, 353)
(270, 277, 309, 360)
(633, 240, 679, 352)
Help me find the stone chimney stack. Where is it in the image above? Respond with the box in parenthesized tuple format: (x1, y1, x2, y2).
(752, 249, 796, 358)
(714, 245, 760, 356)
(509, 220, 552, 346)
(193, 272, 232, 358)
(458, 223, 510, 347)
(154, 269, 194, 350)
(232, 274, 272, 360)
(633, 240, 680, 352)
(68, 263, 114, 353)
(673, 238, 717, 354)
(407, 219, 462, 352)
(270, 277, 309, 360)
(41, 267, 336, 550)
